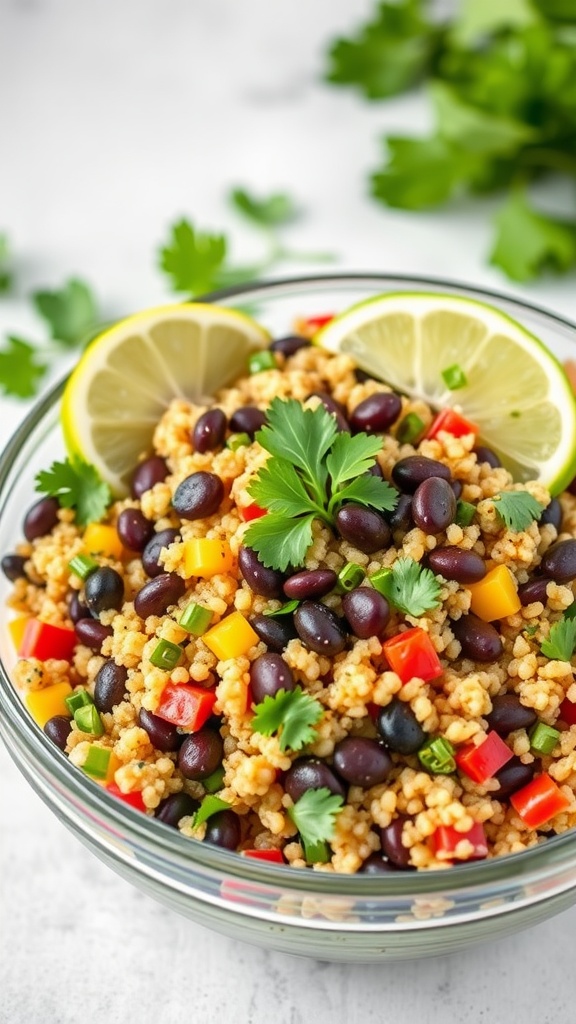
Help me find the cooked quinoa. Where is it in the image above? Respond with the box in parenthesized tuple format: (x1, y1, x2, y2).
(5, 332, 576, 873)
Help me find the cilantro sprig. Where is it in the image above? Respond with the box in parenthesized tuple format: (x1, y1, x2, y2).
(251, 687, 323, 752)
(0, 233, 12, 293)
(493, 491, 544, 533)
(245, 398, 398, 570)
(35, 456, 111, 528)
(371, 557, 442, 618)
(540, 618, 576, 662)
(287, 788, 344, 858)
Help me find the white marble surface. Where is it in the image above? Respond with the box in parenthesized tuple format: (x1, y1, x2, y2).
(1, 1, 576, 1021)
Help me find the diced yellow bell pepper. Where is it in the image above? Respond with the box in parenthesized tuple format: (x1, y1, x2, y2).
(184, 538, 234, 579)
(83, 523, 123, 561)
(8, 615, 30, 652)
(90, 750, 122, 786)
(467, 564, 521, 621)
(203, 611, 259, 660)
(25, 681, 73, 728)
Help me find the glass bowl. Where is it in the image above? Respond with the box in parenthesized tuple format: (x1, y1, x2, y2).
(2, 273, 576, 963)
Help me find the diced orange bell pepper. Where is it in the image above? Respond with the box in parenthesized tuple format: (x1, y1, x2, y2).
(184, 538, 234, 579)
(8, 616, 30, 652)
(155, 682, 216, 731)
(19, 618, 77, 661)
(82, 523, 124, 561)
(382, 627, 443, 684)
(203, 611, 259, 660)
(510, 773, 571, 829)
(25, 681, 73, 728)
(467, 564, 521, 621)
(426, 408, 479, 440)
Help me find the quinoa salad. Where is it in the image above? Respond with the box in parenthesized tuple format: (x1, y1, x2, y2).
(4, 313, 576, 875)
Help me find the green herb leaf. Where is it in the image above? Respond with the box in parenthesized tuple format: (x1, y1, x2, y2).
(33, 278, 99, 347)
(0, 233, 12, 293)
(230, 187, 299, 228)
(249, 458, 320, 518)
(251, 686, 323, 752)
(287, 787, 344, 848)
(244, 512, 316, 572)
(0, 336, 47, 398)
(451, 0, 539, 46)
(540, 617, 576, 661)
(256, 398, 337, 500)
(326, 431, 383, 490)
(490, 191, 576, 282)
(431, 80, 535, 155)
(493, 490, 544, 532)
(193, 794, 231, 829)
(35, 456, 111, 527)
(372, 556, 442, 617)
(334, 474, 398, 512)
(372, 135, 475, 210)
(159, 218, 227, 295)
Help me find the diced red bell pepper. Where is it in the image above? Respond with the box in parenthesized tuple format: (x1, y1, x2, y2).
(455, 730, 513, 784)
(427, 408, 479, 440)
(432, 823, 488, 861)
(240, 503, 267, 522)
(19, 618, 77, 661)
(559, 697, 576, 726)
(382, 627, 443, 684)
(510, 773, 571, 829)
(241, 848, 285, 863)
(105, 781, 146, 812)
(155, 682, 216, 731)
(304, 313, 334, 332)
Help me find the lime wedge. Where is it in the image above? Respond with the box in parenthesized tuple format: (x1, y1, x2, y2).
(316, 292, 576, 494)
(61, 303, 269, 495)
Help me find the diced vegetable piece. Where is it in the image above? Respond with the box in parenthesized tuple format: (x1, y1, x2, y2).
(105, 781, 146, 811)
(241, 848, 285, 863)
(418, 736, 456, 774)
(441, 364, 467, 390)
(248, 351, 277, 374)
(432, 823, 488, 861)
(19, 619, 76, 661)
(82, 523, 123, 560)
(68, 554, 98, 580)
(184, 538, 234, 579)
(8, 615, 29, 651)
(396, 412, 425, 445)
(456, 731, 514, 783)
(467, 564, 521, 621)
(64, 688, 93, 715)
(295, 313, 334, 338)
(226, 433, 251, 451)
(529, 722, 560, 755)
(203, 764, 226, 793)
(302, 838, 331, 864)
(240, 503, 267, 522)
(203, 611, 259, 660)
(193, 794, 231, 827)
(82, 745, 112, 779)
(382, 627, 443, 684)
(74, 704, 104, 736)
(149, 638, 183, 670)
(336, 562, 365, 593)
(426, 408, 479, 440)
(455, 501, 476, 527)
(559, 697, 576, 726)
(155, 682, 216, 731)
(510, 773, 570, 828)
(179, 601, 213, 635)
(25, 681, 73, 728)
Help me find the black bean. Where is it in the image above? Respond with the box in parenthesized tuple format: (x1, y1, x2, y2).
(391, 456, 452, 494)
(172, 471, 224, 520)
(238, 546, 285, 599)
(380, 815, 413, 869)
(250, 653, 295, 703)
(335, 504, 391, 554)
(138, 707, 182, 752)
(308, 391, 350, 432)
(204, 809, 241, 850)
(450, 480, 463, 500)
(250, 613, 297, 652)
(23, 497, 60, 541)
(44, 715, 72, 750)
(131, 456, 169, 498)
(192, 409, 227, 453)
(376, 698, 426, 754)
(284, 757, 346, 802)
(350, 392, 402, 434)
(85, 567, 124, 616)
(134, 573, 185, 618)
(367, 461, 384, 478)
(229, 406, 267, 438)
(518, 578, 551, 606)
(486, 695, 537, 736)
(474, 446, 501, 469)
(332, 737, 393, 788)
(540, 539, 576, 583)
(74, 618, 113, 652)
(68, 590, 89, 624)
(155, 792, 199, 828)
(142, 528, 180, 578)
(342, 587, 390, 639)
(427, 547, 486, 584)
(412, 477, 456, 534)
(270, 335, 311, 357)
(116, 509, 154, 552)
(360, 853, 402, 874)
(283, 568, 337, 601)
(178, 729, 224, 780)
(1, 554, 27, 582)
(494, 756, 536, 800)
(540, 498, 562, 532)
(451, 614, 503, 662)
(386, 493, 413, 536)
(293, 601, 347, 655)
(94, 660, 129, 712)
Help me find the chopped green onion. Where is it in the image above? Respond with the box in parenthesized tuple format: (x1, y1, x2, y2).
(523, 624, 538, 637)
(264, 599, 300, 617)
(418, 736, 456, 774)
(248, 350, 277, 374)
(74, 704, 104, 737)
(179, 602, 213, 636)
(302, 838, 331, 864)
(82, 745, 111, 779)
(455, 500, 476, 527)
(68, 554, 99, 580)
(529, 722, 561, 755)
(336, 562, 365, 593)
(369, 567, 393, 599)
(226, 432, 252, 451)
(150, 638, 183, 670)
(65, 688, 94, 715)
(203, 765, 225, 794)
(192, 794, 230, 828)
(397, 413, 425, 445)
(441, 364, 467, 390)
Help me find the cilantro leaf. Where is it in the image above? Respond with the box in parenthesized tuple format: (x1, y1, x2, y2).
(256, 398, 337, 502)
(159, 219, 227, 295)
(334, 475, 398, 513)
(493, 490, 544, 532)
(372, 135, 477, 210)
(35, 457, 111, 528)
(230, 188, 299, 228)
(0, 336, 47, 398)
(192, 794, 230, 829)
(248, 458, 320, 518)
(287, 787, 344, 848)
(326, 432, 383, 490)
(374, 557, 442, 617)
(431, 81, 536, 156)
(451, 0, 539, 46)
(33, 278, 99, 347)
(251, 686, 323, 752)
(244, 512, 316, 572)
(0, 233, 12, 293)
(540, 617, 576, 661)
(490, 191, 576, 282)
